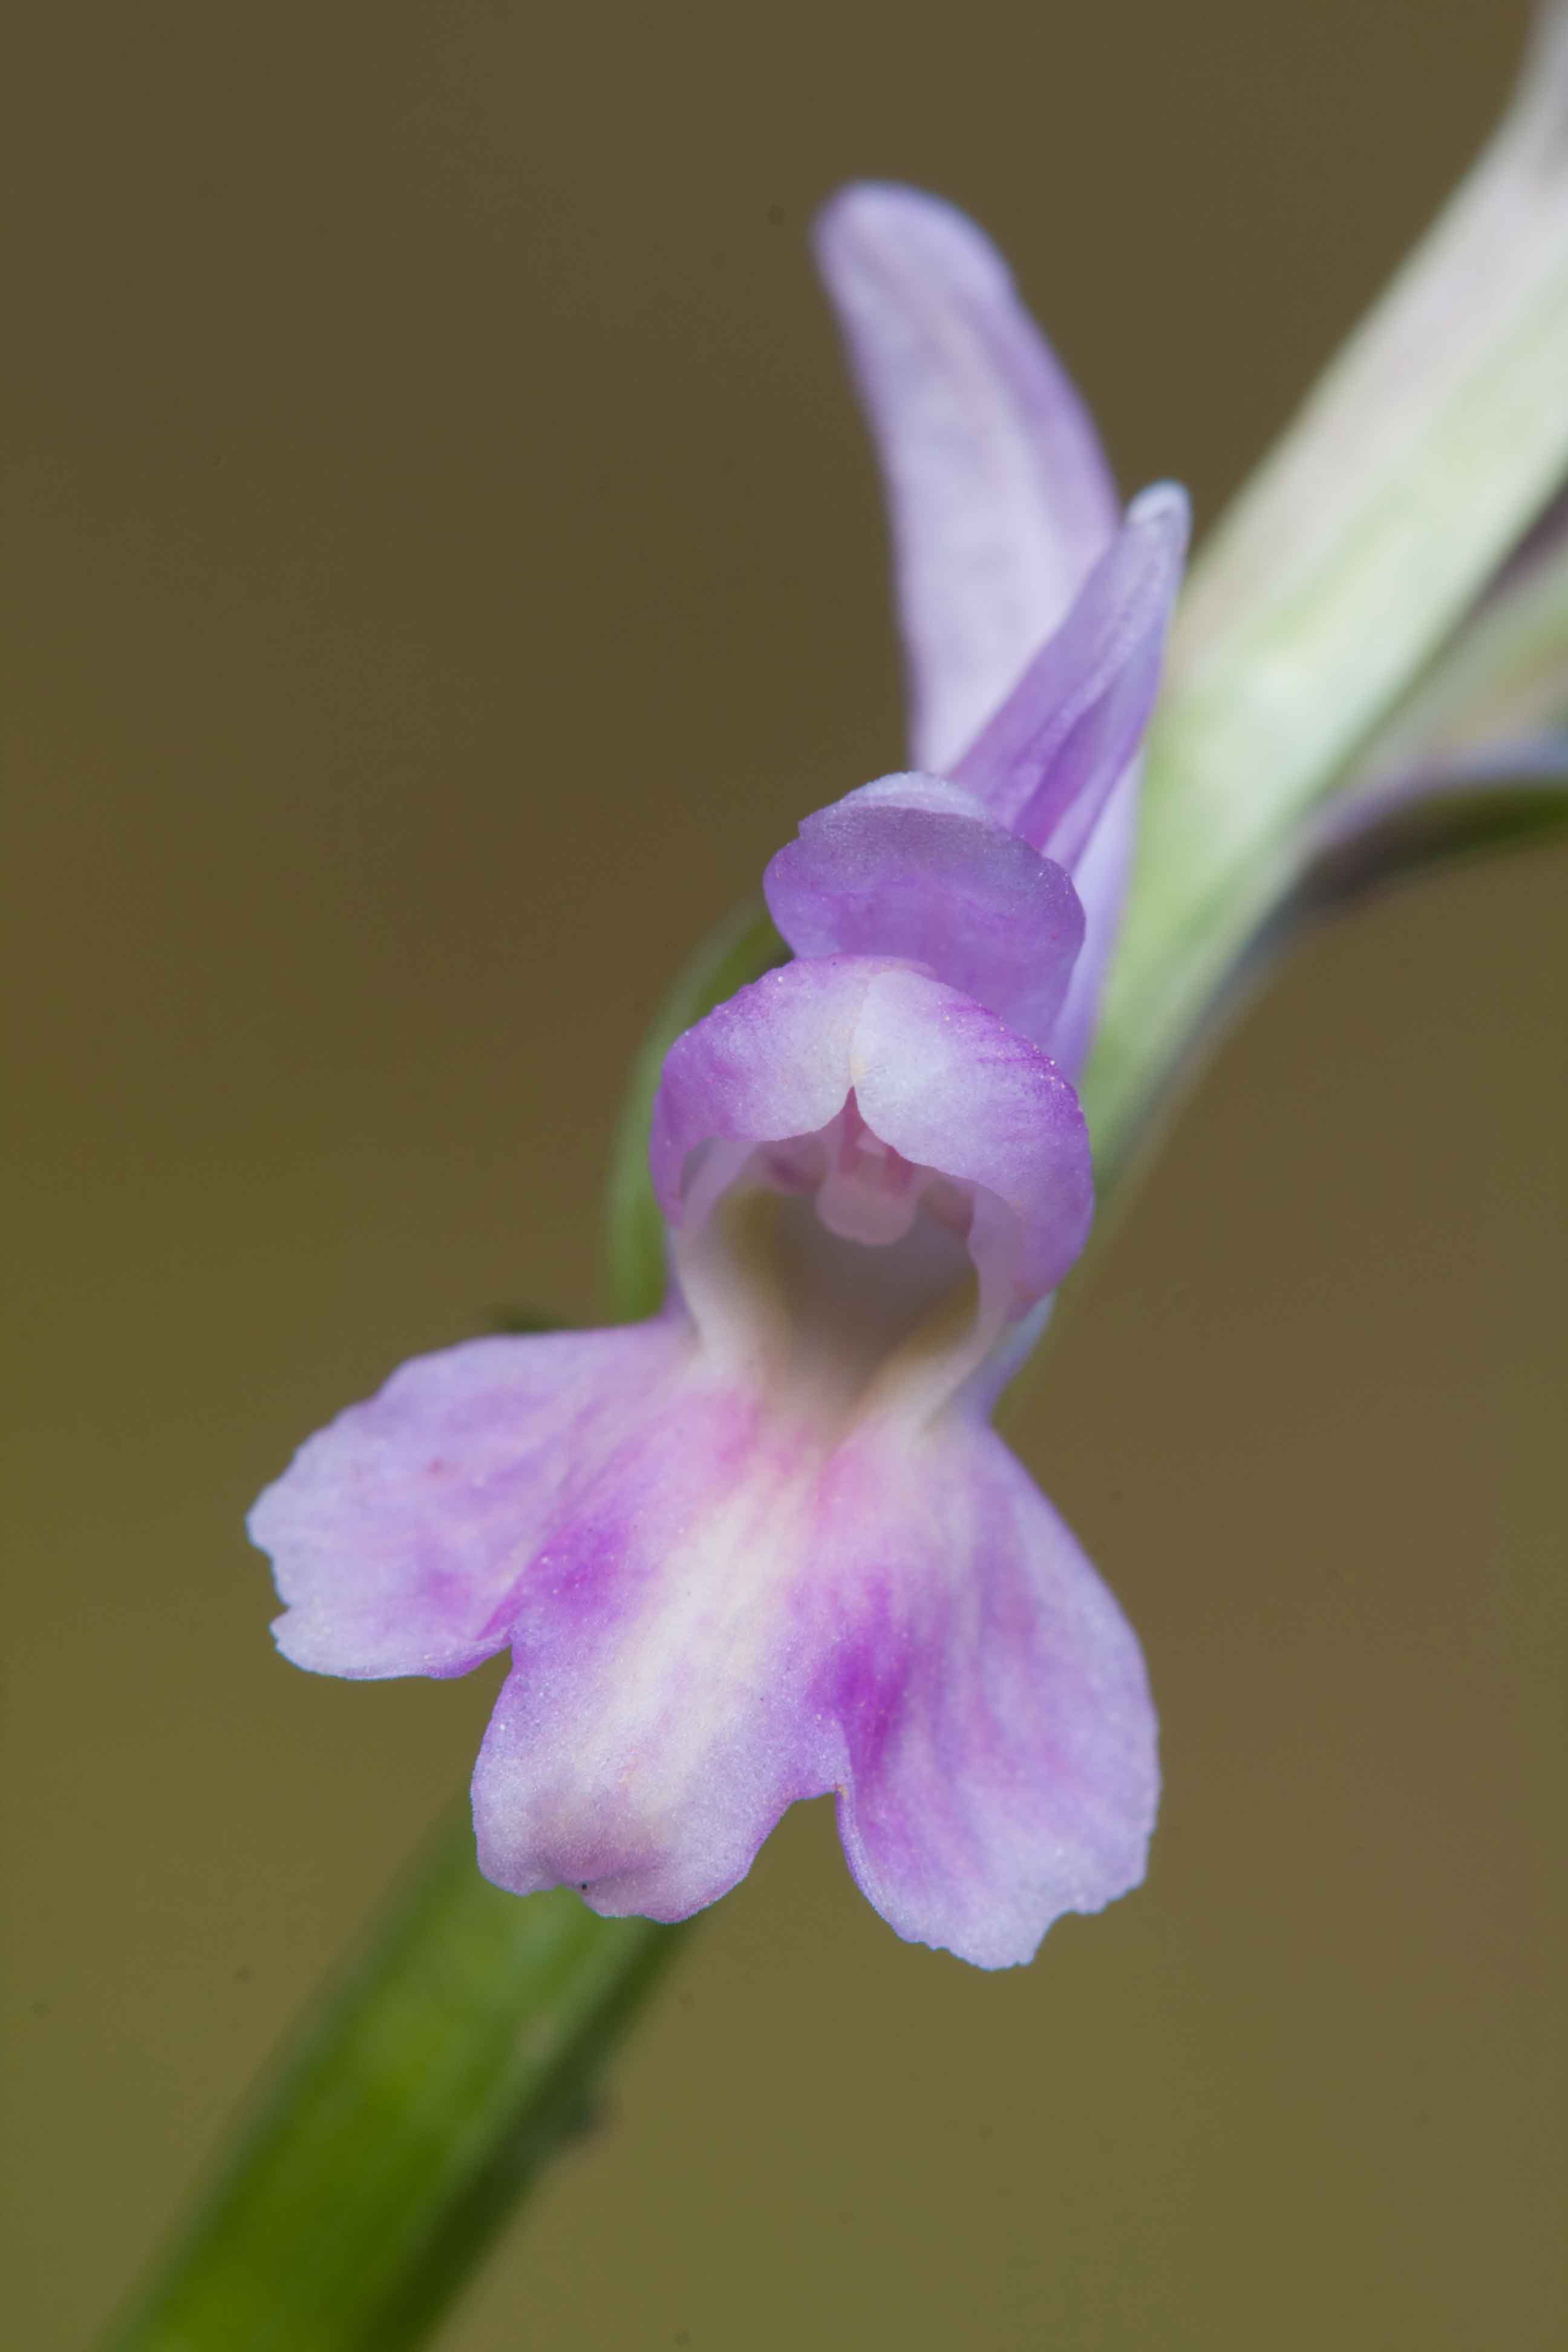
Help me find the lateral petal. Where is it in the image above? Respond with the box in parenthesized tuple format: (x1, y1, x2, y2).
(1045, 757, 1141, 1079)
(952, 483, 1189, 863)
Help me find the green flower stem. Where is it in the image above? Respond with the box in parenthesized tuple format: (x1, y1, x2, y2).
(104, 1803, 690, 2352)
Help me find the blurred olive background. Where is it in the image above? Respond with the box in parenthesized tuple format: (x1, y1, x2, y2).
(4, 2, 1565, 2346)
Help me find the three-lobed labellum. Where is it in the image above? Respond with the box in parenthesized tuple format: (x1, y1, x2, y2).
(253, 944, 1158, 1969)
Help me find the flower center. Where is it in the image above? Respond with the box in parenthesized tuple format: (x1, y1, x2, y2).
(755, 1094, 975, 1255)
(674, 1091, 1016, 1428)
(817, 1122, 916, 1246)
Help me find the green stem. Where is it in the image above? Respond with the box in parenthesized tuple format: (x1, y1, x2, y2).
(104, 1802, 690, 2352)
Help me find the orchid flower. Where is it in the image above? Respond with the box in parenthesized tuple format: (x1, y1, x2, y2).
(93, 16, 1568, 2341)
(249, 186, 1188, 1970)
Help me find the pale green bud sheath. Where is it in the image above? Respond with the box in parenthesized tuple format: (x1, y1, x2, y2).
(1091, 0, 1568, 1160)
(1354, 506, 1568, 775)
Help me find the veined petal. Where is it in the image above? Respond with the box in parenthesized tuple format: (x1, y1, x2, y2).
(952, 483, 1190, 863)
(762, 773, 1085, 1050)
(250, 1321, 693, 1678)
(471, 1365, 1155, 1968)
(650, 956, 1093, 1307)
(815, 183, 1119, 776)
